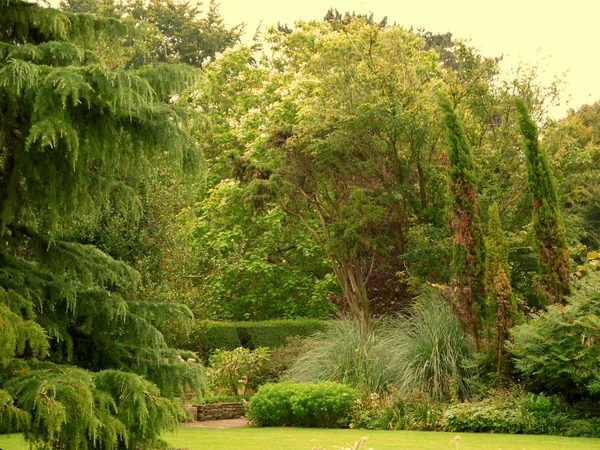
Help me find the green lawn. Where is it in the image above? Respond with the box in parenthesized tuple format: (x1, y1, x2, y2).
(3, 428, 600, 450)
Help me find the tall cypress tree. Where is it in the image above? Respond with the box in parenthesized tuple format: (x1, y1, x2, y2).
(485, 202, 517, 374)
(438, 93, 486, 352)
(0, 1, 204, 447)
(515, 98, 570, 306)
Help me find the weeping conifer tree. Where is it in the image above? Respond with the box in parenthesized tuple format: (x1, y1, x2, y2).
(485, 202, 517, 375)
(0, 1, 205, 448)
(515, 98, 570, 306)
(438, 93, 486, 353)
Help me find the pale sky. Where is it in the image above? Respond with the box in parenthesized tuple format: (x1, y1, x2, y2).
(217, 0, 600, 119)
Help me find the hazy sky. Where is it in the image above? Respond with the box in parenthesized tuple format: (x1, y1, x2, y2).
(216, 0, 599, 119)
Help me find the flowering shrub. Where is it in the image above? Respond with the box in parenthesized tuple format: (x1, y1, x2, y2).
(208, 347, 269, 396)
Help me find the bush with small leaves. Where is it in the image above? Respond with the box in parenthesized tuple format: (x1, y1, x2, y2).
(443, 388, 600, 437)
(246, 381, 358, 428)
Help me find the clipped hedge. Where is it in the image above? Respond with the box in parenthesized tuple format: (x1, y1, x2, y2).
(185, 319, 328, 360)
(235, 319, 328, 349)
(246, 381, 358, 428)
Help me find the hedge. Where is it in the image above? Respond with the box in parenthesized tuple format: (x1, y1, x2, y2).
(184, 319, 328, 361)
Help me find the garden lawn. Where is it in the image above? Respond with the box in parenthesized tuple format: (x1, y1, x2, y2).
(3, 428, 600, 450)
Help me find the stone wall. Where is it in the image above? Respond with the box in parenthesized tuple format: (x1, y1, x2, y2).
(192, 402, 246, 421)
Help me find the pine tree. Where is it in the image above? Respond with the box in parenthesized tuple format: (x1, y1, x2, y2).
(485, 202, 517, 374)
(0, 1, 204, 448)
(515, 98, 570, 306)
(438, 93, 486, 352)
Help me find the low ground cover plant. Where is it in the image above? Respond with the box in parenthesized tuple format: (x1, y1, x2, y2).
(246, 381, 358, 428)
(443, 388, 600, 438)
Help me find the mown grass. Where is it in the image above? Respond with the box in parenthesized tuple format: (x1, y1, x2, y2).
(2, 428, 600, 450)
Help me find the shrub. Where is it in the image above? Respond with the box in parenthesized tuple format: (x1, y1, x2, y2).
(387, 287, 475, 402)
(246, 381, 358, 428)
(208, 347, 269, 397)
(252, 338, 307, 387)
(351, 391, 443, 431)
(508, 270, 600, 398)
(443, 388, 600, 437)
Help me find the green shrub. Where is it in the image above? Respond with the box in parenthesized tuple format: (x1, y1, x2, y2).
(443, 389, 600, 437)
(287, 290, 474, 400)
(208, 347, 269, 396)
(246, 381, 358, 428)
(508, 271, 600, 398)
(351, 392, 443, 431)
(252, 338, 307, 387)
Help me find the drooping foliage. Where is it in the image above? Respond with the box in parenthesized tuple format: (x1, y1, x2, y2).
(515, 98, 570, 306)
(0, 1, 205, 448)
(438, 93, 486, 351)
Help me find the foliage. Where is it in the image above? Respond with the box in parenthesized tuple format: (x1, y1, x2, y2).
(252, 338, 308, 386)
(515, 98, 570, 306)
(274, 20, 445, 328)
(287, 319, 397, 395)
(60, 0, 243, 67)
(351, 391, 443, 432)
(0, 2, 204, 448)
(208, 347, 269, 397)
(246, 381, 358, 428)
(176, 319, 328, 361)
(288, 290, 474, 400)
(484, 202, 518, 374)
(508, 269, 600, 398)
(443, 388, 600, 437)
(3, 364, 186, 450)
(388, 287, 475, 402)
(234, 320, 330, 349)
(438, 93, 487, 352)
(177, 180, 337, 321)
(545, 100, 600, 251)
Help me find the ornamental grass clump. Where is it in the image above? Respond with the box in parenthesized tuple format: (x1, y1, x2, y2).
(387, 287, 475, 402)
(286, 318, 395, 394)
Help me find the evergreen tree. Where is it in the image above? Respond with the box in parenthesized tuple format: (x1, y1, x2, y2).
(0, 1, 204, 447)
(485, 202, 517, 375)
(438, 93, 486, 352)
(515, 98, 570, 306)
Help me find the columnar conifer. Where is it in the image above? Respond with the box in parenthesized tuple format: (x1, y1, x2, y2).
(438, 93, 486, 352)
(485, 202, 517, 374)
(515, 98, 570, 306)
